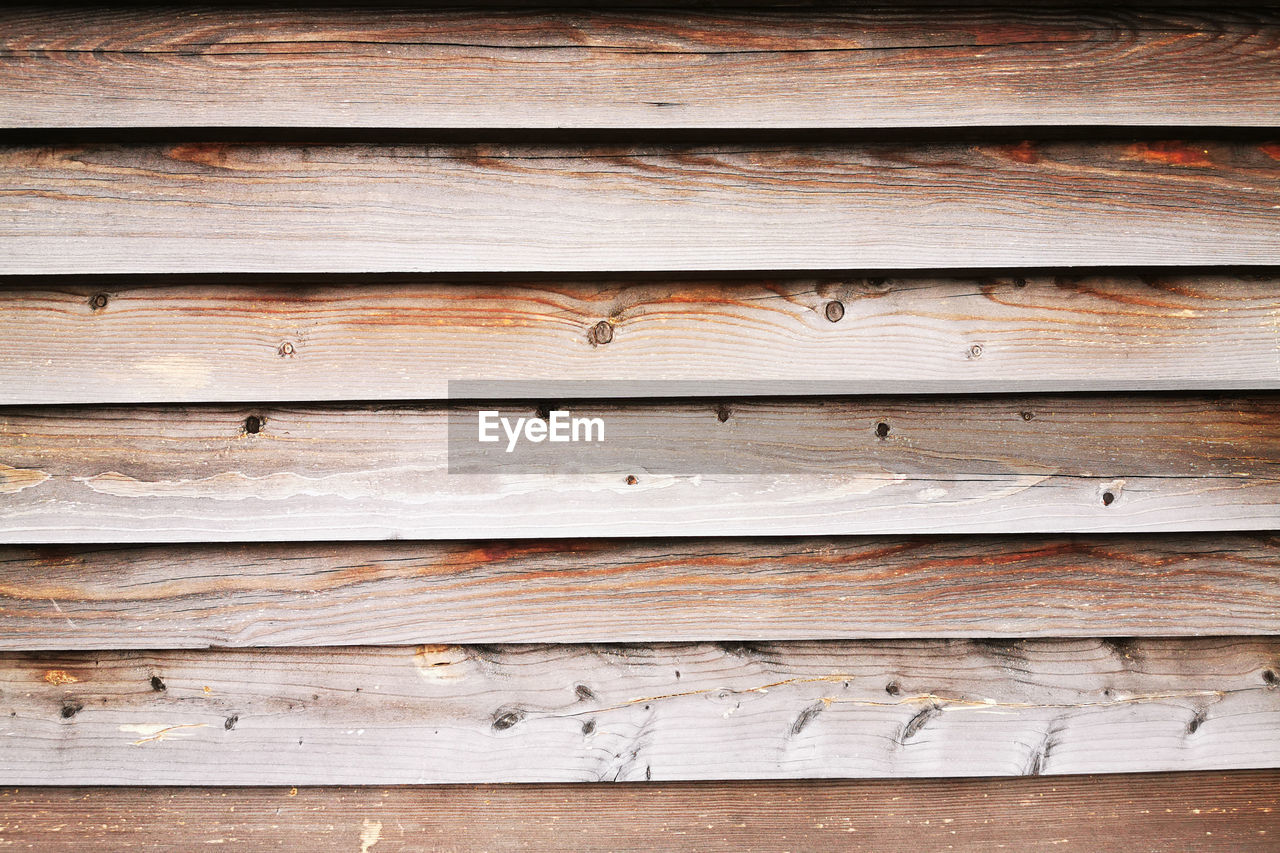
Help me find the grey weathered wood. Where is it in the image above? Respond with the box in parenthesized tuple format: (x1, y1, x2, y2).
(3, 535, 1278, 648)
(1, 141, 1277, 274)
(2, 396, 1279, 542)
(3, 772, 1278, 852)
(1, 6, 1277, 128)
(4, 639, 1278, 784)
(4, 274, 1280, 405)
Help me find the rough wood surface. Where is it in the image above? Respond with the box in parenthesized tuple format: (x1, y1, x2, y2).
(2, 772, 1278, 851)
(1, 141, 1277, 274)
(5, 274, 1280, 404)
(2, 395, 1279, 542)
(2, 535, 1278, 648)
(2, 639, 1278, 783)
(2, 6, 1277, 128)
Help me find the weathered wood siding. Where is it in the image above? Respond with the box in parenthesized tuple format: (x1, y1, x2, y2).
(3, 274, 1279, 404)
(2, 7, 1276, 128)
(4, 772, 1277, 852)
(2, 141, 1277, 273)
(0, 1, 1277, 847)
(7, 639, 1279, 784)
(4, 535, 1277, 647)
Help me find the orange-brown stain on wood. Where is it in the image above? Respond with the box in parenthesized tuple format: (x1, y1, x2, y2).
(1004, 141, 1040, 164)
(414, 644, 467, 682)
(43, 669, 78, 685)
(165, 143, 244, 172)
(1123, 142, 1214, 167)
(1260, 143, 1280, 162)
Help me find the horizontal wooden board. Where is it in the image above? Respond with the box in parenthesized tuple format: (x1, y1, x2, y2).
(1, 141, 1277, 274)
(2, 639, 1278, 783)
(3, 772, 1278, 852)
(1, 6, 1277, 129)
(4, 395, 1279, 542)
(3, 534, 1278, 648)
(5, 274, 1280, 404)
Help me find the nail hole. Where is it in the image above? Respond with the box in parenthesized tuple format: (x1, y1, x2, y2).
(875, 422, 890, 438)
(224, 715, 239, 730)
(1013, 278, 1027, 288)
(243, 415, 263, 435)
(824, 300, 845, 323)
(591, 320, 614, 345)
(885, 681, 901, 696)
(625, 475, 638, 485)
(968, 343, 984, 358)
(1102, 491, 1115, 506)
(89, 293, 109, 311)
(1020, 411, 1034, 421)
(1264, 669, 1277, 687)
(716, 404, 730, 423)
(61, 703, 81, 719)
(150, 675, 166, 691)
(277, 342, 295, 357)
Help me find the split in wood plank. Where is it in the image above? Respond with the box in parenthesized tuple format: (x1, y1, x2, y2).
(2, 534, 1278, 648)
(2, 639, 1278, 783)
(5, 274, 1280, 404)
(1, 6, 1277, 128)
(1, 141, 1278, 274)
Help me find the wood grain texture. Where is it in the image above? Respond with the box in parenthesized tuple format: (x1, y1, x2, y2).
(1, 140, 1277, 274)
(2, 395, 1279, 542)
(3, 535, 1278, 648)
(2, 639, 1279, 783)
(1, 6, 1277, 128)
(5, 274, 1280, 404)
(3, 772, 1278, 851)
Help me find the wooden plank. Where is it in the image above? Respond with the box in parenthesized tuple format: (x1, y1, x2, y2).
(3, 395, 1279, 543)
(3, 772, 1278, 852)
(5, 274, 1280, 405)
(3, 534, 1278, 648)
(1, 141, 1277, 274)
(2, 6, 1277, 129)
(2, 639, 1278, 783)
